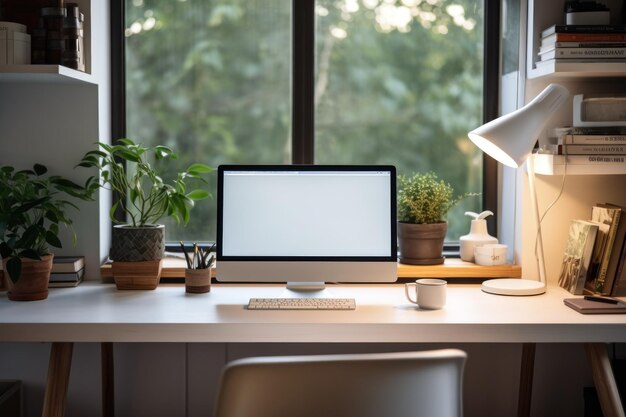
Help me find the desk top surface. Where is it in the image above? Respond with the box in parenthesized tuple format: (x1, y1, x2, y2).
(1, 283, 625, 343)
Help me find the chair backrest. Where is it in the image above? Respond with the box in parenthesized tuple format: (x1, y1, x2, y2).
(213, 349, 467, 417)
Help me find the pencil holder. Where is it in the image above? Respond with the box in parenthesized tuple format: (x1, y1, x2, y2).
(185, 268, 211, 293)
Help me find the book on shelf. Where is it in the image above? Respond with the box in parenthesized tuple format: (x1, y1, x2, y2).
(534, 57, 625, 67)
(538, 47, 626, 60)
(541, 24, 626, 38)
(600, 205, 626, 295)
(556, 134, 626, 145)
(553, 126, 626, 137)
(558, 220, 600, 295)
(49, 267, 85, 283)
(51, 256, 85, 273)
(542, 144, 626, 155)
(48, 275, 84, 288)
(534, 153, 626, 165)
(611, 237, 626, 296)
(540, 42, 626, 52)
(585, 204, 624, 294)
(542, 32, 626, 44)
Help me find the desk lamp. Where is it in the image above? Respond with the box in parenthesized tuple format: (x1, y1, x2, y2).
(468, 83, 570, 295)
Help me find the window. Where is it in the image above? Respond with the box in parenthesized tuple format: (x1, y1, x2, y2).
(114, 0, 497, 244)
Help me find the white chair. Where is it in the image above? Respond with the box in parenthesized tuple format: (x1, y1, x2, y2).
(213, 349, 467, 417)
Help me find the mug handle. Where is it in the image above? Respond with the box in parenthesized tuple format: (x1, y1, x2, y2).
(404, 282, 418, 304)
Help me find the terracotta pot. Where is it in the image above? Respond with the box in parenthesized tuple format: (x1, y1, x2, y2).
(398, 222, 447, 265)
(185, 269, 211, 293)
(109, 225, 165, 262)
(3, 255, 53, 301)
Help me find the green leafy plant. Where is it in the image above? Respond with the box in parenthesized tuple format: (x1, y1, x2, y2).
(398, 172, 477, 224)
(79, 138, 213, 226)
(0, 164, 92, 283)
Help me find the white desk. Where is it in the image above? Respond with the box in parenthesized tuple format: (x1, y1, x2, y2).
(1, 282, 625, 417)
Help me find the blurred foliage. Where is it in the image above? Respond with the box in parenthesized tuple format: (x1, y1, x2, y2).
(125, 0, 484, 242)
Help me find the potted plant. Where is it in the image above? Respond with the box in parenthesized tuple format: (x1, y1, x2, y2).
(397, 172, 476, 265)
(79, 138, 213, 290)
(0, 164, 92, 301)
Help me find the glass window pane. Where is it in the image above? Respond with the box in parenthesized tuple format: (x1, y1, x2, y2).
(314, 0, 484, 241)
(125, 1, 291, 242)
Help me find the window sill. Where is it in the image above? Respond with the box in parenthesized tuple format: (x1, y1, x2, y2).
(99, 258, 521, 280)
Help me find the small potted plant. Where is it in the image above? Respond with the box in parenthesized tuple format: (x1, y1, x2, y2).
(397, 172, 476, 265)
(0, 164, 92, 301)
(79, 138, 213, 290)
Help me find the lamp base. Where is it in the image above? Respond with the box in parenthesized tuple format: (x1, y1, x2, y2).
(481, 278, 546, 296)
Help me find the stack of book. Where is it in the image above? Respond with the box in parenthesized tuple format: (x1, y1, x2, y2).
(50, 256, 85, 287)
(537, 24, 626, 67)
(538, 126, 626, 170)
(558, 204, 626, 296)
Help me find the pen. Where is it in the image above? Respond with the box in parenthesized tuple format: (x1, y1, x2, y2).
(180, 241, 192, 269)
(584, 295, 619, 305)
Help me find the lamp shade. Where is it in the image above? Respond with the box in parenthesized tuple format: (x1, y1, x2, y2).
(468, 83, 570, 168)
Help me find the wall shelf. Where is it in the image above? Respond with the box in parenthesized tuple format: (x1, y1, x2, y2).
(0, 65, 94, 84)
(526, 0, 626, 80)
(528, 61, 626, 80)
(97, 257, 522, 281)
(534, 153, 626, 175)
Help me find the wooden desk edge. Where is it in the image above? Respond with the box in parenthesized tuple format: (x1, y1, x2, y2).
(97, 257, 521, 280)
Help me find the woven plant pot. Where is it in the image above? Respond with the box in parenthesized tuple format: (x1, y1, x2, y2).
(109, 225, 165, 262)
(3, 254, 53, 301)
(398, 222, 447, 265)
(109, 225, 165, 290)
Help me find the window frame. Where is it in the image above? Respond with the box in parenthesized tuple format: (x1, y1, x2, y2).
(110, 0, 500, 249)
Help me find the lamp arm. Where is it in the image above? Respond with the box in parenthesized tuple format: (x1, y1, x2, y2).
(526, 155, 547, 285)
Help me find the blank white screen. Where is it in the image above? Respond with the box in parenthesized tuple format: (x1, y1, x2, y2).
(221, 171, 391, 257)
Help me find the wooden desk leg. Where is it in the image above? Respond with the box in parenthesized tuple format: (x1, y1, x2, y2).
(585, 343, 625, 417)
(42, 342, 73, 417)
(517, 343, 536, 417)
(101, 342, 115, 417)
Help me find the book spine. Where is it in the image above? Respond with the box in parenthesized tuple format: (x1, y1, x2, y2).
(554, 155, 626, 164)
(551, 144, 626, 154)
(545, 47, 626, 58)
(542, 25, 626, 37)
(605, 231, 626, 295)
(544, 42, 626, 48)
(551, 33, 626, 42)
(559, 135, 626, 145)
(611, 239, 626, 296)
(597, 211, 622, 293)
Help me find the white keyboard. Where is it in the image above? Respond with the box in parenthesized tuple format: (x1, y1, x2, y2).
(248, 297, 356, 310)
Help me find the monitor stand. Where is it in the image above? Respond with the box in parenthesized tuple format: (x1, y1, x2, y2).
(286, 281, 326, 291)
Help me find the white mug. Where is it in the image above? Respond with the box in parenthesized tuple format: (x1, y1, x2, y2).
(404, 278, 447, 309)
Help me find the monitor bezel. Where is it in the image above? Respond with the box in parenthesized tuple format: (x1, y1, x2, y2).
(216, 164, 397, 263)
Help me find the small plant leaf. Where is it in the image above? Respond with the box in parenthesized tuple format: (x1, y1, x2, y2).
(187, 163, 214, 174)
(46, 230, 63, 248)
(33, 164, 47, 175)
(186, 189, 210, 200)
(6, 257, 21, 284)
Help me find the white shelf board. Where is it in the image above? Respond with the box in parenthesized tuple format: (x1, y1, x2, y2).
(534, 153, 626, 175)
(528, 61, 626, 79)
(0, 65, 94, 84)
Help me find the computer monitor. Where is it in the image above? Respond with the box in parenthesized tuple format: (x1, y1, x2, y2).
(216, 165, 397, 290)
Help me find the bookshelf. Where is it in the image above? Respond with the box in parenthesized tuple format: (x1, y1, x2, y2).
(0, 0, 107, 280)
(0, 64, 94, 84)
(533, 153, 626, 176)
(526, 0, 626, 80)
